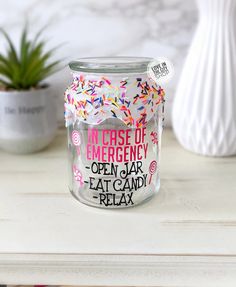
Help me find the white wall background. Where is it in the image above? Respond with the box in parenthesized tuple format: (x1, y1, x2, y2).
(0, 0, 198, 126)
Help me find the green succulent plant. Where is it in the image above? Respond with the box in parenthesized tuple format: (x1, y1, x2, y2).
(0, 27, 60, 90)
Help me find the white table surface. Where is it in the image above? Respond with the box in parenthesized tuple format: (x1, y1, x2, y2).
(0, 128, 236, 286)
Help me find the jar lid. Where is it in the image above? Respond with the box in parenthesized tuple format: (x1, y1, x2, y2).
(69, 57, 153, 74)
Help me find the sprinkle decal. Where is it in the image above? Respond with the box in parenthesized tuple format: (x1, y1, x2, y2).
(73, 165, 83, 186)
(64, 74, 165, 127)
(150, 131, 158, 145)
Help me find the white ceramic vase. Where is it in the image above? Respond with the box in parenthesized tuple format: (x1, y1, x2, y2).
(172, 0, 236, 156)
(0, 87, 57, 154)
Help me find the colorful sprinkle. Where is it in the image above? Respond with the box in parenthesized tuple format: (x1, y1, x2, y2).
(64, 74, 165, 127)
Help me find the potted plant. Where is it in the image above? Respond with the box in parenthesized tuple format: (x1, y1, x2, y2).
(0, 27, 60, 154)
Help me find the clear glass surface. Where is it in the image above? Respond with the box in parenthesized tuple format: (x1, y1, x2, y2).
(69, 56, 153, 73)
(65, 57, 164, 208)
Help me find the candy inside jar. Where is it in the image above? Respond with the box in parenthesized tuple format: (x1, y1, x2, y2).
(64, 57, 165, 208)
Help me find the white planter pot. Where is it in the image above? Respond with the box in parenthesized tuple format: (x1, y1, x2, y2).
(0, 86, 57, 154)
(172, 0, 236, 156)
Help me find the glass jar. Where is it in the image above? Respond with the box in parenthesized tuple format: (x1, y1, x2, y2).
(64, 57, 165, 208)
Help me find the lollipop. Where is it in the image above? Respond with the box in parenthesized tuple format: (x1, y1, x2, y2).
(72, 130, 81, 155)
(148, 160, 157, 184)
(71, 130, 81, 146)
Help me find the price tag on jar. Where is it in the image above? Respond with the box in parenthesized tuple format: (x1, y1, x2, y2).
(147, 57, 174, 85)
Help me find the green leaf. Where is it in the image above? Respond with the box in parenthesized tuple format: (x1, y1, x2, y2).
(20, 26, 30, 73)
(0, 28, 19, 65)
(0, 26, 61, 90)
(0, 78, 12, 88)
(0, 64, 12, 78)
